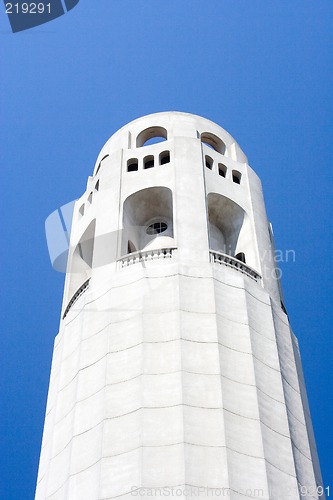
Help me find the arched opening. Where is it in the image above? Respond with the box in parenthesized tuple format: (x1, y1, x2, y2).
(95, 154, 109, 175)
(143, 155, 154, 169)
(87, 192, 93, 204)
(201, 132, 226, 155)
(218, 163, 227, 178)
(122, 187, 174, 255)
(94, 180, 100, 191)
(207, 194, 244, 256)
(209, 223, 226, 253)
(207, 193, 257, 269)
(67, 219, 96, 303)
(232, 170, 242, 184)
(136, 126, 168, 148)
(79, 204, 85, 217)
(205, 155, 213, 170)
(235, 252, 246, 263)
(127, 240, 137, 254)
(159, 151, 170, 165)
(127, 158, 139, 172)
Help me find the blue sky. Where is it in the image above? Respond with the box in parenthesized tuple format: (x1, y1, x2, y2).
(1, 1, 332, 498)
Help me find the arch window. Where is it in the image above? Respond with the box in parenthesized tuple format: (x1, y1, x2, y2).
(122, 187, 174, 255)
(94, 180, 100, 191)
(207, 193, 245, 256)
(136, 126, 168, 148)
(232, 170, 242, 184)
(144, 155, 154, 169)
(146, 221, 168, 235)
(87, 192, 93, 204)
(159, 151, 170, 165)
(205, 155, 213, 170)
(207, 193, 257, 271)
(127, 159, 139, 172)
(79, 204, 85, 217)
(218, 164, 227, 178)
(201, 132, 226, 155)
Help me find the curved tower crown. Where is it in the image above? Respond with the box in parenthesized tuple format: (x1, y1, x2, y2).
(36, 112, 324, 500)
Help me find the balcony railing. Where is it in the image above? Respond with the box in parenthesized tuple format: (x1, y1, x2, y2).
(62, 279, 90, 319)
(209, 250, 261, 282)
(119, 247, 177, 268)
(118, 247, 260, 282)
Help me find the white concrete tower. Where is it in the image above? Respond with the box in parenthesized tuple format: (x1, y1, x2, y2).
(36, 112, 325, 500)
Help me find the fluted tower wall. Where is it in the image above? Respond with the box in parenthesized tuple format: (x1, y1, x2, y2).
(36, 112, 324, 500)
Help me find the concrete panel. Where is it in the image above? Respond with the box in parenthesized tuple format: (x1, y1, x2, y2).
(105, 377, 142, 418)
(77, 355, 107, 400)
(220, 376, 260, 420)
(106, 345, 142, 385)
(180, 311, 218, 343)
(54, 376, 78, 423)
(224, 410, 265, 458)
(68, 462, 100, 500)
(45, 445, 71, 498)
(74, 388, 105, 435)
(218, 344, 256, 386)
(255, 389, 290, 435)
(142, 372, 182, 407)
(80, 326, 108, 369)
(99, 449, 142, 498)
(264, 462, 299, 500)
(143, 310, 180, 342)
(216, 315, 252, 353)
(70, 424, 103, 476)
(260, 424, 295, 476)
(143, 406, 184, 446)
(226, 449, 269, 499)
(214, 283, 248, 325)
(182, 372, 222, 408)
(184, 444, 229, 488)
(142, 444, 185, 486)
(179, 276, 215, 314)
(52, 409, 75, 458)
(181, 339, 221, 375)
(183, 406, 226, 447)
(142, 340, 182, 374)
(58, 346, 81, 391)
(102, 411, 142, 456)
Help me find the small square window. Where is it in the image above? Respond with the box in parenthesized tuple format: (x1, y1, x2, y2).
(218, 164, 227, 178)
(144, 156, 154, 169)
(160, 151, 170, 165)
(232, 170, 241, 184)
(127, 159, 139, 172)
(205, 156, 213, 170)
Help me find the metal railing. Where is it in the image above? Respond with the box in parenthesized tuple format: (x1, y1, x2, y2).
(62, 279, 90, 319)
(118, 247, 177, 268)
(209, 250, 261, 282)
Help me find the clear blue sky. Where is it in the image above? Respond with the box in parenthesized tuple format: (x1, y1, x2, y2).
(1, 1, 332, 498)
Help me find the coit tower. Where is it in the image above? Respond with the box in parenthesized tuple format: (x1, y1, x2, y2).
(36, 112, 325, 500)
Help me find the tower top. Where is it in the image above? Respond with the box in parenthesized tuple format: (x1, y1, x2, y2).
(93, 111, 248, 175)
